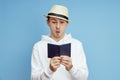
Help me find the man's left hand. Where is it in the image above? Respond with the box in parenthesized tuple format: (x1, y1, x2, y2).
(60, 55, 73, 71)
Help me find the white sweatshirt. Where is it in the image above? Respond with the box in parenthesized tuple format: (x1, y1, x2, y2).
(31, 34, 89, 80)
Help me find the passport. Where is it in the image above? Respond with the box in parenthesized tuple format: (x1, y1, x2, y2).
(48, 43, 71, 58)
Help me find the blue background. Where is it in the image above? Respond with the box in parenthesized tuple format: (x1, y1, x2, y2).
(0, 0, 120, 80)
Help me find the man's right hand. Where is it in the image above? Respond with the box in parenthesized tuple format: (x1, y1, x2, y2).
(50, 56, 61, 72)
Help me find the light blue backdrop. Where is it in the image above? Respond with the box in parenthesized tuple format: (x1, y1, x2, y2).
(0, 0, 120, 80)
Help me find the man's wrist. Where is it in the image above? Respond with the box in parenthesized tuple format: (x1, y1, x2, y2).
(44, 67, 54, 78)
(69, 66, 77, 75)
(67, 64, 73, 71)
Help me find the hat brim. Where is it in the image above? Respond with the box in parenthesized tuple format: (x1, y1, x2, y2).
(44, 14, 69, 22)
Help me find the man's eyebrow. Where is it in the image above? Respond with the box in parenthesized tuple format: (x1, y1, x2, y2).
(58, 19, 65, 21)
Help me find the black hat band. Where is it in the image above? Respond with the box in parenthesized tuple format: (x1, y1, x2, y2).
(48, 13, 68, 20)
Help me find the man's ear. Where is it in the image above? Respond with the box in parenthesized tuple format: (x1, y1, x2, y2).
(46, 20, 48, 24)
(46, 20, 50, 27)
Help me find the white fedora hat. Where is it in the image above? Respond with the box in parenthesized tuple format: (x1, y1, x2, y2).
(45, 5, 69, 22)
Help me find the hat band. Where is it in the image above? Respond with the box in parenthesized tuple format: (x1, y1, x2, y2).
(48, 13, 68, 20)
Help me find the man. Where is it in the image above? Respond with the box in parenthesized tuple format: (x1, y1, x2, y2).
(31, 5, 89, 80)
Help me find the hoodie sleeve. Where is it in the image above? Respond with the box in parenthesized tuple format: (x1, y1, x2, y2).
(69, 42, 89, 80)
(31, 44, 54, 80)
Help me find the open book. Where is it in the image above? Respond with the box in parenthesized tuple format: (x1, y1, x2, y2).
(48, 43, 71, 58)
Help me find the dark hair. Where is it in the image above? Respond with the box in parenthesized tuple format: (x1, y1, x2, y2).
(47, 16, 50, 21)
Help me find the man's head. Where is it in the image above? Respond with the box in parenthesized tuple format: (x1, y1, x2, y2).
(45, 5, 69, 41)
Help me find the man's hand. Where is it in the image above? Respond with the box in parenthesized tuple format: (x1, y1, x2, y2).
(50, 57, 61, 72)
(60, 56, 73, 71)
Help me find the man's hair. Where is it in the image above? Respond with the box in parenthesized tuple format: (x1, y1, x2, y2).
(47, 16, 50, 21)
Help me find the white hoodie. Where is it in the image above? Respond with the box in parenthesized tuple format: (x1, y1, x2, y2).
(31, 34, 89, 80)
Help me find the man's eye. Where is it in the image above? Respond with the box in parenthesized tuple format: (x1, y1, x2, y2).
(60, 22, 64, 24)
(52, 22, 56, 24)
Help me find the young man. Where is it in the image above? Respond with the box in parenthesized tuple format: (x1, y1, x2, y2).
(31, 5, 89, 80)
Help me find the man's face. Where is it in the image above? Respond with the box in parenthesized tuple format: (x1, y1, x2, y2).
(47, 17, 68, 40)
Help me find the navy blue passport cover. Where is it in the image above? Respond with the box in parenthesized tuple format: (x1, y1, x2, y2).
(48, 43, 71, 58)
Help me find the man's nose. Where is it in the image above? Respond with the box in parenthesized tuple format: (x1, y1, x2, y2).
(56, 23, 60, 29)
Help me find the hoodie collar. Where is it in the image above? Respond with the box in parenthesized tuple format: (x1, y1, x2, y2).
(41, 33, 72, 44)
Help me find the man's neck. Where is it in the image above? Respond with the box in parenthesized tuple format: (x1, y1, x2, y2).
(50, 34, 65, 42)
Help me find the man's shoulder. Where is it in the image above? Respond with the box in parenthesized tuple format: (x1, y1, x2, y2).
(66, 34, 82, 45)
(33, 34, 49, 46)
(33, 40, 46, 48)
(71, 37, 82, 45)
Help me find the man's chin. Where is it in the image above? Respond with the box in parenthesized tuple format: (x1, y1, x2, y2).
(55, 35, 61, 38)
(55, 34, 62, 38)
